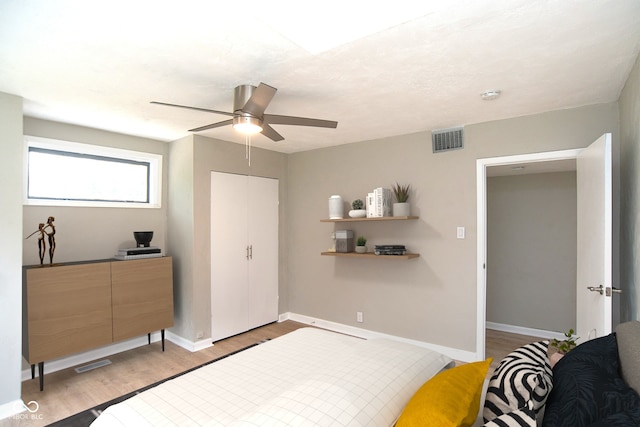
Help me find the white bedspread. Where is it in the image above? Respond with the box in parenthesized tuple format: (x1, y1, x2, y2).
(91, 328, 453, 426)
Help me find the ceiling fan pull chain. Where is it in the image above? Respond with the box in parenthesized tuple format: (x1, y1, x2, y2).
(245, 135, 251, 166)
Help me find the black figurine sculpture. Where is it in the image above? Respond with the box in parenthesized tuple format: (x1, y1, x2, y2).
(26, 216, 56, 265)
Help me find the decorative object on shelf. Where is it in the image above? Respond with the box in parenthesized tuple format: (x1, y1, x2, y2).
(335, 230, 355, 253)
(355, 236, 367, 253)
(25, 216, 56, 265)
(328, 195, 344, 219)
(327, 232, 337, 252)
(115, 231, 161, 260)
(134, 231, 154, 247)
(367, 188, 392, 217)
(374, 244, 407, 255)
(392, 183, 411, 217)
(349, 199, 367, 218)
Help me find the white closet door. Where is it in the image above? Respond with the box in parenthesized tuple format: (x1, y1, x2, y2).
(210, 172, 249, 341)
(247, 176, 279, 329)
(211, 172, 279, 342)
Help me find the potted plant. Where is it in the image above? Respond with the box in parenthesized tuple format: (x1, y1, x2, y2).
(349, 199, 367, 218)
(549, 328, 579, 367)
(551, 328, 579, 354)
(392, 183, 411, 217)
(355, 236, 367, 253)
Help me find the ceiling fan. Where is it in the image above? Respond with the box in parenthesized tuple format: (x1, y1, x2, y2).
(151, 83, 338, 142)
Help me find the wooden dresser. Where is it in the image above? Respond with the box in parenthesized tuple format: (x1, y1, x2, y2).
(22, 256, 174, 391)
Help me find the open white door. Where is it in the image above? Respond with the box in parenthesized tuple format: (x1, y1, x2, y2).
(576, 133, 613, 341)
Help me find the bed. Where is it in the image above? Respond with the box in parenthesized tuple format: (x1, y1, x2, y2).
(90, 327, 454, 426)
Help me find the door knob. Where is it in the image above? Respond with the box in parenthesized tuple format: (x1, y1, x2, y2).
(587, 285, 604, 295)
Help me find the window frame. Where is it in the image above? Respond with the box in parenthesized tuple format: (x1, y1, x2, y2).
(24, 136, 162, 209)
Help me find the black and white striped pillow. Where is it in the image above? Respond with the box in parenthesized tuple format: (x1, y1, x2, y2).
(483, 341, 552, 423)
(483, 401, 536, 427)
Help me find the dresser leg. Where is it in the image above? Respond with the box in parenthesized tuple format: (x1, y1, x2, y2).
(31, 364, 35, 380)
(161, 329, 165, 352)
(38, 362, 44, 391)
(148, 333, 151, 345)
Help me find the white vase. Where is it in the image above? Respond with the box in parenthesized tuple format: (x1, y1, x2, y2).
(393, 202, 410, 217)
(329, 195, 344, 219)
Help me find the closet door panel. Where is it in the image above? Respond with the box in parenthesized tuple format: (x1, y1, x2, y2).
(211, 172, 249, 341)
(247, 176, 279, 329)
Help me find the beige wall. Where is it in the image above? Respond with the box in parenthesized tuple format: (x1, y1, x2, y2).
(22, 118, 170, 265)
(487, 172, 577, 332)
(288, 102, 618, 353)
(0, 92, 24, 414)
(166, 136, 196, 339)
(620, 53, 640, 321)
(168, 135, 289, 341)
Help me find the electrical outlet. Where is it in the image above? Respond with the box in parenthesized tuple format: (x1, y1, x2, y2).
(357, 311, 364, 323)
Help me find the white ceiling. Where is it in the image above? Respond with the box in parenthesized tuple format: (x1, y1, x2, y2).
(1, 0, 639, 154)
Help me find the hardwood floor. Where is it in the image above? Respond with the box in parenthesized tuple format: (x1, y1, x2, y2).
(484, 328, 545, 377)
(3, 321, 308, 427)
(0, 323, 543, 427)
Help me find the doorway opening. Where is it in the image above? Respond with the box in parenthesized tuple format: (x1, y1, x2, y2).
(476, 149, 582, 359)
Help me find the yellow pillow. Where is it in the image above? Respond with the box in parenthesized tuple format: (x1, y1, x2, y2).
(396, 358, 492, 427)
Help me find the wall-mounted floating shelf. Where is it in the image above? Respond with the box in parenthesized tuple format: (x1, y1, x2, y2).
(321, 252, 419, 259)
(320, 216, 419, 223)
(321, 216, 420, 260)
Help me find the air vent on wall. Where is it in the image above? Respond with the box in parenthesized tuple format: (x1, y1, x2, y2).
(432, 127, 464, 153)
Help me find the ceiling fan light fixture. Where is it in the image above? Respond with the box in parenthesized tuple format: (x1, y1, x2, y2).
(233, 116, 263, 134)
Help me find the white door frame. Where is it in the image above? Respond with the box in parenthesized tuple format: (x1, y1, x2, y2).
(476, 148, 582, 359)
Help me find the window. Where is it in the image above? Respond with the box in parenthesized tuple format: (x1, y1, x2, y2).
(25, 136, 162, 208)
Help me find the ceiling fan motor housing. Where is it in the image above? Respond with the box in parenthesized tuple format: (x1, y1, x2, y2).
(234, 84, 257, 113)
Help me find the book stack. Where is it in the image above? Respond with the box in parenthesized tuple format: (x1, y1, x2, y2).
(114, 246, 163, 260)
(374, 245, 407, 256)
(366, 187, 392, 217)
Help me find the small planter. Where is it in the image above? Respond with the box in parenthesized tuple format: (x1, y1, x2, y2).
(393, 202, 410, 217)
(355, 246, 366, 253)
(349, 209, 367, 218)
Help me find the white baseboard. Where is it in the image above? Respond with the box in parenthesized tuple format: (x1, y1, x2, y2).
(282, 312, 479, 363)
(166, 331, 213, 352)
(0, 399, 25, 421)
(21, 332, 165, 382)
(278, 313, 290, 322)
(486, 321, 565, 341)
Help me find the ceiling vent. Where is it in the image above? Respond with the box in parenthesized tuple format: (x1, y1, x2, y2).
(432, 127, 464, 153)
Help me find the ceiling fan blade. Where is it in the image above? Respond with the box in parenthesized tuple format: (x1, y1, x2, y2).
(189, 119, 233, 132)
(151, 101, 234, 117)
(261, 123, 284, 142)
(242, 83, 277, 116)
(264, 114, 338, 129)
